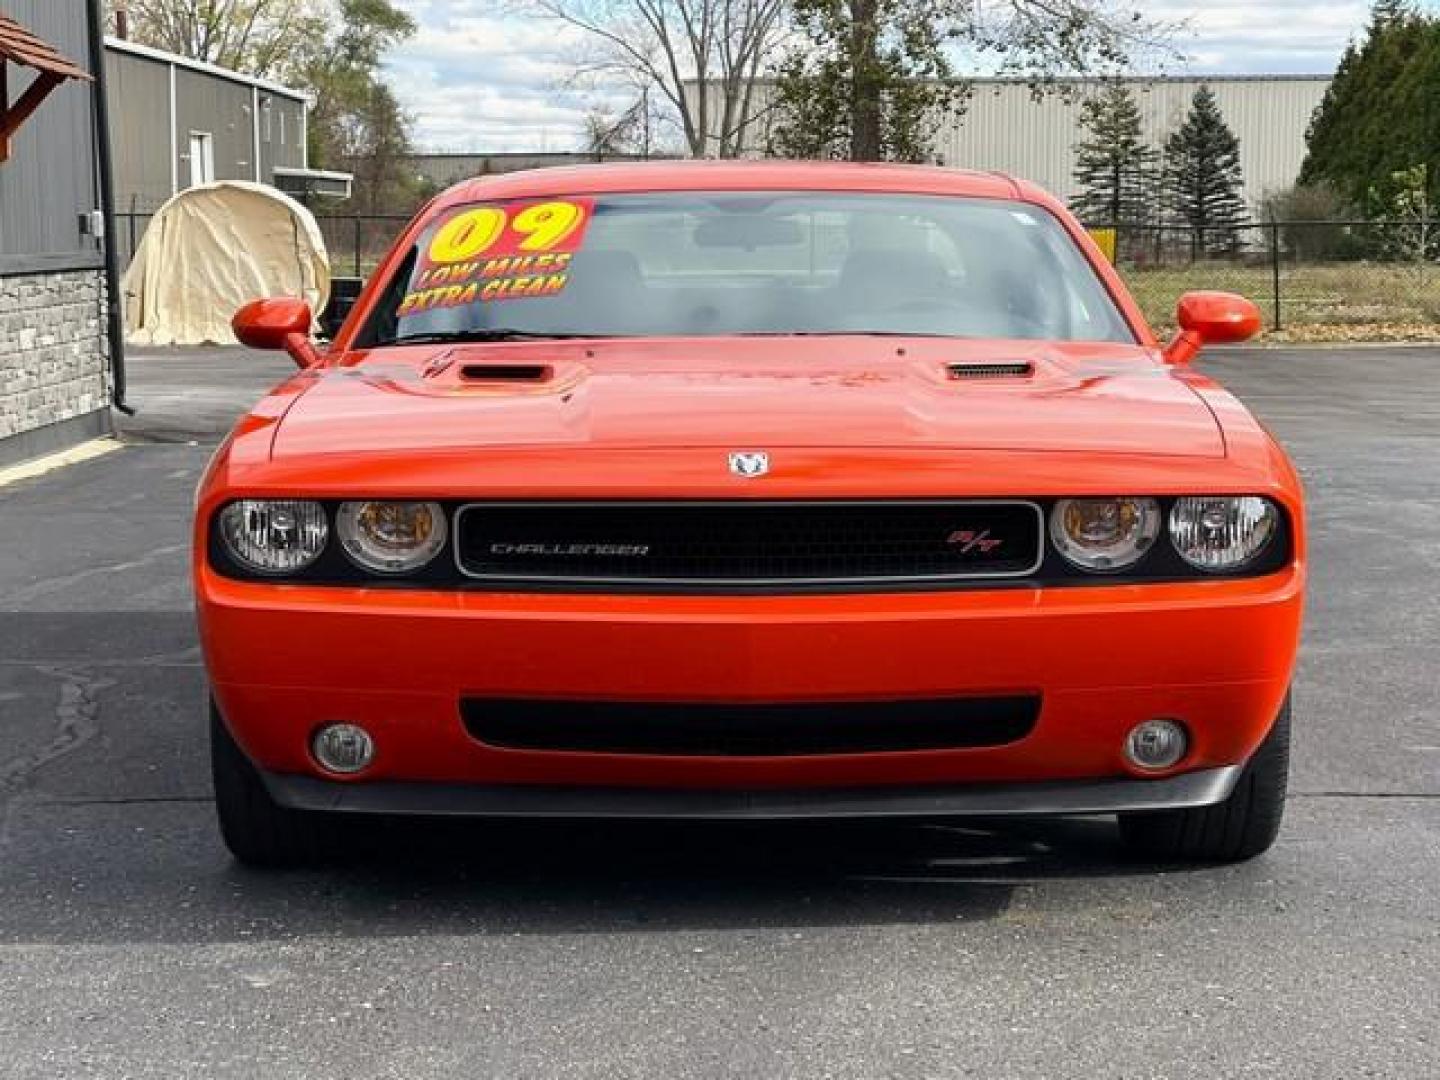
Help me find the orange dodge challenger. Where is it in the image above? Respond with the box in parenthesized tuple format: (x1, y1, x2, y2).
(198, 162, 1304, 867)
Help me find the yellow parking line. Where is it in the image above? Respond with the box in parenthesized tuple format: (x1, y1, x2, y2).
(0, 438, 121, 490)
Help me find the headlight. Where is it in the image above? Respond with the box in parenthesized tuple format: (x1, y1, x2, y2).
(1049, 498, 1161, 572)
(1169, 496, 1278, 571)
(337, 501, 446, 574)
(219, 500, 329, 575)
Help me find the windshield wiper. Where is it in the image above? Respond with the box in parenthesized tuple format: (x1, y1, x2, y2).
(377, 329, 620, 346)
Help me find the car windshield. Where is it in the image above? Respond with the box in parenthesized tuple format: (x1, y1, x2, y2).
(359, 191, 1134, 346)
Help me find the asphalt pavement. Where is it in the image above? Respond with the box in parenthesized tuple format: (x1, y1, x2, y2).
(0, 344, 1436, 1078)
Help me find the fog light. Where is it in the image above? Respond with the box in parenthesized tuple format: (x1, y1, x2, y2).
(1124, 719, 1189, 771)
(312, 723, 375, 775)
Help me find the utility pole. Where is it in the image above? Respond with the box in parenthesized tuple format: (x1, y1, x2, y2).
(642, 87, 652, 159)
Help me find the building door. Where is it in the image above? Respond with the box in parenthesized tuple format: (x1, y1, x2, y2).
(188, 132, 214, 187)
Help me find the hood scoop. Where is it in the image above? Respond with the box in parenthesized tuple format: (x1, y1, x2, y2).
(947, 360, 1034, 380)
(417, 347, 557, 385)
(459, 362, 554, 383)
(420, 349, 586, 395)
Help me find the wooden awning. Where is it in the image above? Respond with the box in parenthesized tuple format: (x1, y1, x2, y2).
(0, 12, 93, 164)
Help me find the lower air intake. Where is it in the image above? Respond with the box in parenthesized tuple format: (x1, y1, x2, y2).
(461, 695, 1041, 756)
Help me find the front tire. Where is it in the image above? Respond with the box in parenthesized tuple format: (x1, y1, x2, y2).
(1119, 695, 1291, 864)
(210, 700, 333, 867)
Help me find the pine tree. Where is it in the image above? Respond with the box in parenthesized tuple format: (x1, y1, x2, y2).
(1070, 82, 1160, 226)
(1300, 1, 1440, 213)
(1162, 85, 1248, 254)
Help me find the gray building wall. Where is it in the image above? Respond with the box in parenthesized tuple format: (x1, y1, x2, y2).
(931, 77, 1330, 214)
(173, 65, 258, 189)
(690, 75, 1331, 216)
(0, 0, 103, 272)
(0, 0, 112, 467)
(257, 91, 306, 179)
(103, 44, 171, 212)
(105, 40, 308, 216)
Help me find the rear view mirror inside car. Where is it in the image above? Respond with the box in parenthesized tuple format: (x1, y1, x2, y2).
(693, 214, 804, 249)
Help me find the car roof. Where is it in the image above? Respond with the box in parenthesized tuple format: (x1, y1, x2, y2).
(440, 160, 1053, 209)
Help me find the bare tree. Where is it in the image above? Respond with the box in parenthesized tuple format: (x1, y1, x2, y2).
(583, 94, 656, 157)
(518, 0, 789, 158)
(104, 0, 327, 79)
(954, 0, 1176, 77)
(772, 0, 1176, 163)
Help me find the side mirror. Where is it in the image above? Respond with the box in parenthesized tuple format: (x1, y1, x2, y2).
(233, 298, 321, 369)
(1163, 291, 1263, 365)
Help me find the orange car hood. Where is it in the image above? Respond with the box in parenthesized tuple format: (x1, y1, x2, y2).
(271, 338, 1225, 460)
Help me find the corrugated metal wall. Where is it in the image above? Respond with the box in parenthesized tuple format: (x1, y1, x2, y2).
(104, 48, 171, 212)
(934, 77, 1329, 212)
(697, 76, 1330, 217)
(105, 44, 311, 213)
(258, 93, 306, 178)
(0, 0, 101, 270)
(173, 66, 257, 187)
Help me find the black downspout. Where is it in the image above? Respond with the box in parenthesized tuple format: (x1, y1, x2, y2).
(84, 0, 133, 415)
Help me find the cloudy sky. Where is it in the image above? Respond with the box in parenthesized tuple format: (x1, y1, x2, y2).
(386, 1, 1382, 152)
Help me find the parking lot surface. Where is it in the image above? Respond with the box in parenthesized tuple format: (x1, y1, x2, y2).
(1, 345, 1437, 1078)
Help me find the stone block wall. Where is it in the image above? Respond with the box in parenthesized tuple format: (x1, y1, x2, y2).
(0, 269, 111, 445)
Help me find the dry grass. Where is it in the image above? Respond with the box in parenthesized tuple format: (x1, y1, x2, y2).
(1122, 261, 1440, 341)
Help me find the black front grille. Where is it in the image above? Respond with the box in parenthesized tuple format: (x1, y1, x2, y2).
(455, 501, 1043, 586)
(462, 696, 1040, 756)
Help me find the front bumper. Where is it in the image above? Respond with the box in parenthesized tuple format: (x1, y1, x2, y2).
(200, 564, 1303, 794)
(264, 765, 1243, 819)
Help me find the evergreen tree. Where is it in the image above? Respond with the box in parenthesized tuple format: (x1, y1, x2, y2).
(1070, 82, 1160, 226)
(1162, 85, 1248, 253)
(1300, 1, 1440, 213)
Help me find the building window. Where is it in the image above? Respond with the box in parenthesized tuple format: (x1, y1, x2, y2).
(189, 131, 214, 186)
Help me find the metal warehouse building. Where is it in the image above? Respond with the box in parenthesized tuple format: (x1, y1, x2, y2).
(696, 75, 1331, 215)
(104, 38, 351, 221)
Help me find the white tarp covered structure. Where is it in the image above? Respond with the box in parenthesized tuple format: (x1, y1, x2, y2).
(123, 181, 330, 346)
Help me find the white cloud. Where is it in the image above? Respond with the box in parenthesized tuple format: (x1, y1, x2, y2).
(387, 0, 1394, 152)
(387, 5, 632, 151)
(1152, 0, 1372, 72)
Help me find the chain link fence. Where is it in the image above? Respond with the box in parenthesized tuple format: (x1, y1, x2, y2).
(113, 210, 414, 278)
(1097, 220, 1440, 338)
(113, 210, 1440, 340)
(313, 214, 414, 278)
(115, 207, 160, 270)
